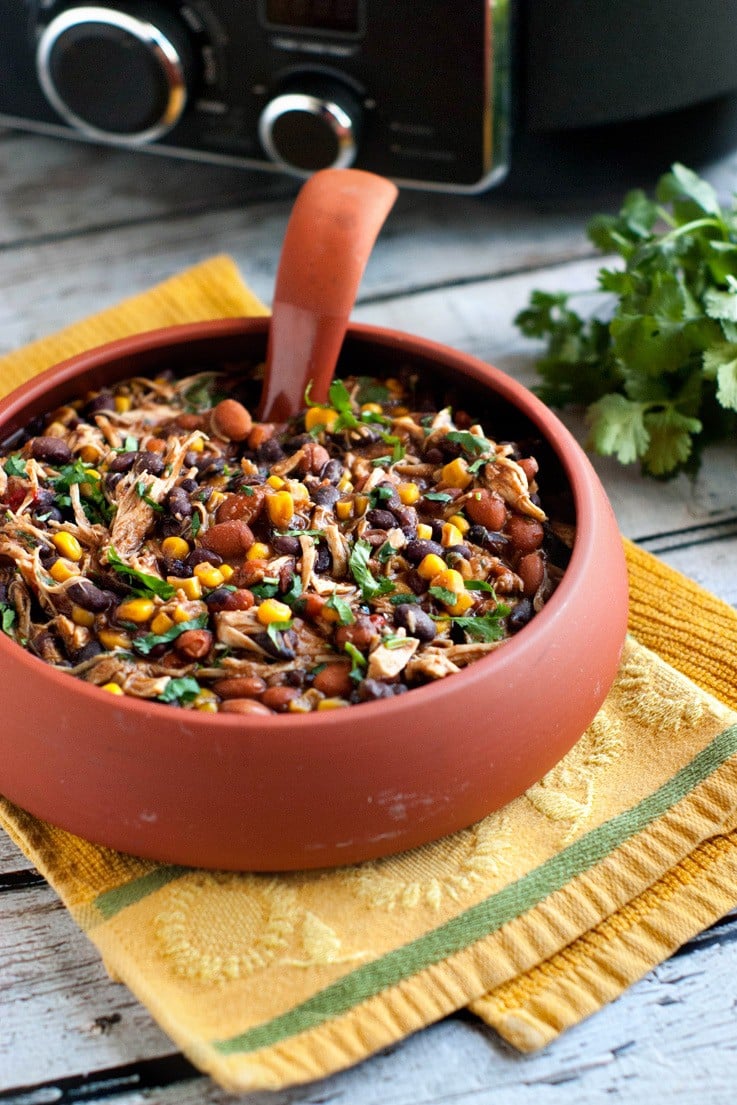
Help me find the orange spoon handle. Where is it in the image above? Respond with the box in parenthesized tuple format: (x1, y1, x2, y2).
(258, 168, 398, 422)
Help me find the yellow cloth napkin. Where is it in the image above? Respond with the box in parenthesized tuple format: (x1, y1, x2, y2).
(2, 256, 737, 1094)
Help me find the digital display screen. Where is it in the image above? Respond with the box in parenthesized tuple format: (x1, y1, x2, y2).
(264, 0, 361, 35)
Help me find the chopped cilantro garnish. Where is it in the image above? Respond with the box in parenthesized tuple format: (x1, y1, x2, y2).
(49, 460, 113, 525)
(370, 455, 393, 467)
(133, 615, 208, 656)
(107, 547, 176, 599)
(348, 537, 395, 600)
(429, 585, 459, 606)
(266, 620, 293, 648)
(467, 458, 487, 474)
(328, 379, 360, 431)
(424, 491, 453, 503)
(3, 455, 26, 477)
(464, 579, 498, 593)
(442, 606, 511, 642)
(251, 578, 280, 600)
(190, 512, 201, 538)
(356, 377, 390, 405)
(446, 430, 494, 456)
(343, 641, 367, 681)
(388, 592, 422, 605)
(382, 633, 409, 650)
(376, 540, 395, 564)
(1, 605, 16, 634)
(368, 485, 394, 506)
(158, 676, 202, 705)
(325, 591, 355, 625)
(135, 480, 163, 512)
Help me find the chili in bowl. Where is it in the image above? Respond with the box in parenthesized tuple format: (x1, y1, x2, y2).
(0, 318, 628, 870)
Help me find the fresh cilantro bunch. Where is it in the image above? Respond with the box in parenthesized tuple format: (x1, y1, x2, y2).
(516, 163, 737, 477)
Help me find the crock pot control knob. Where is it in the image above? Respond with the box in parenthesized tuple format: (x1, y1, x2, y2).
(36, 4, 195, 144)
(258, 79, 363, 174)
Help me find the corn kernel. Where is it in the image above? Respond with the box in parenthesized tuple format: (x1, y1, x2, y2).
(267, 474, 285, 489)
(416, 523, 433, 540)
(98, 629, 131, 650)
(418, 553, 446, 580)
(441, 522, 465, 547)
(100, 682, 125, 695)
(290, 481, 310, 501)
(266, 490, 294, 528)
(194, 690, 218, 712)
(384, 377, 403, 395)
(161, 536, 190, 560)
(448, 513, 470, 534)
(114, 394, 132, 413)
(219, 564, 235, 581)
(188, 435, 205, 453)
(150, 611, 175, 635)
(117, 597, 155, 624)
(79, 444, 100, 464)
(361, 402, 383, 415)
(317, 697, 350, 710)
(447, 591, 474, 615)
(335, 500, 353, 521)
(52, 531, 83, 561)
(71, 605, 95, 628)
(353, 494, 369, 517)
(247, 542, 270, 561)
(288, 695, 313, 713)
(49, 559, 79, 583)
(430, 568, 465, 595)
(398, 482, 420, 505)
(441, 457, 472, 489)
(172, 604, 195, 624)
(208, 490, 227, 508)
(195, 566, 225, 589)
(337, 474, 353, 492)
(305, 406, 339, 432)
(256, 598, 292, 626)
(168, 576, 203, 601)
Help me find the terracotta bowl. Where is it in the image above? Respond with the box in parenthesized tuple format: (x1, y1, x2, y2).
(0, 318, 628, 870)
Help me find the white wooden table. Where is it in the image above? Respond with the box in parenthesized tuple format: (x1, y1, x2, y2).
(1, 131, 737, 1104)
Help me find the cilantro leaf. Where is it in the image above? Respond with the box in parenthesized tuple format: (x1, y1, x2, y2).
(133, 615, 208, 656)
(107, 547, 176, 600)
(325, 591, 355, 625)
(328, 379, 359, 431)
(448, 607, 511, 643)
(3, 455, 26, 477)
(348, 537, 394, 600)
(445, 430, 493, 456)
(1, 605, 16, 635)
(429, 585, 459, 606)
(158, 676, 202, 705)
(516, 162, 737, 476)
(343, 641, 367, 681)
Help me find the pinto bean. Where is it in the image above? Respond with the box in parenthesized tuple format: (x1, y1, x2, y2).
(219, 698, 275, 716)
(506, 514, 545, 554)
(518, 551, 545, 596)
(200, 520, 254, 559)
(213, 675, 266, 699)
(261, 685, 299, 712)
(210, 399, 252, 442)
(465, 489, 506, 530)
(175, 629, 213, 660)
(216, 489, 265, 525)
(312, 662, 353, 698)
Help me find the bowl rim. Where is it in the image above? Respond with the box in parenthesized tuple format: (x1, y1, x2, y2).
(0, 317, 607, 733)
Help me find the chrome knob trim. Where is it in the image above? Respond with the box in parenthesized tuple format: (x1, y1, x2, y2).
(258, 91, 358, 174)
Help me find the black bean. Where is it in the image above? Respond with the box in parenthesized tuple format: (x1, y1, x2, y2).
(108, 451, 137, 473)
(482, 531, 511, 556)
(284, 433, 311, 451)
(84, 392, 114, 416)
(205, 587, 235, 609)
(405, 569, 428, 595)
(467, 524, 488, 545)
(314, 544, 332, 572)
(166, 486, 192, 520)
(67, 580, 114, 613)
(271, 534, 301, 556)
(357, 679, 407, 701)
(320, 459, 343, 484)
(73, 641, 103, 663)
(30, 437, 72, 466)
(393, 604, 436, 642)
(188, 547, 222, 568)
(311, 485, 340, 508)
(404, 538, 444, 563)
(507, 599, 534, 633)
(391, 505, 418, 534)
(424, 446, 444, 465)
(445, 544, 471, 560)
(257, 438, 285, 464)
(252, 629, 295, 661)
(32, 488, 55, 513)
(104, 472, 123, 494)
(543, 525, 573, 569)
(160, 557, 190, 578)
(278, 559, 297, 593)
(178, 477, 198, 494)
(365, 508, 396, 530)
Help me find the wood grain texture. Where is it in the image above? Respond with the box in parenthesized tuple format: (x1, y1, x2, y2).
(1, 132, 736, 1104)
